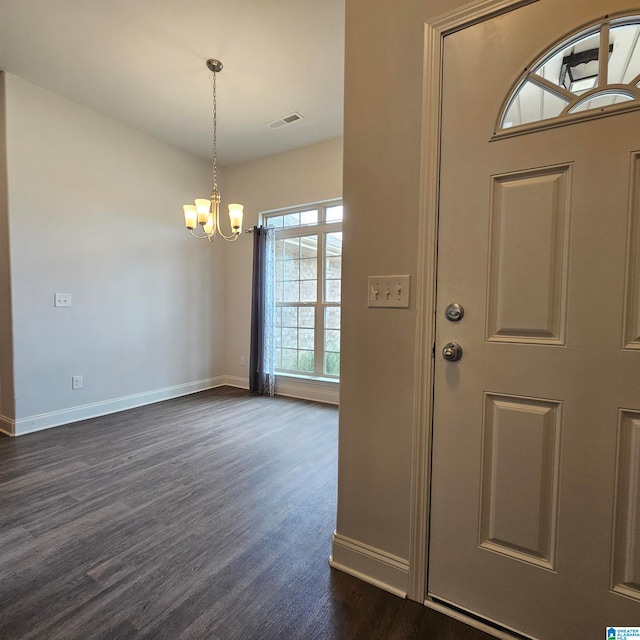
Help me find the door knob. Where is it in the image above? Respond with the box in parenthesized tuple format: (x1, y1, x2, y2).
(442, 342, 463, 362)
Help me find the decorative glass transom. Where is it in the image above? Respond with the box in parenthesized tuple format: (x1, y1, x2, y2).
(500, 16, 640, 131)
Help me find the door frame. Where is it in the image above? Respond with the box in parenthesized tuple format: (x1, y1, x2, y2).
(407, 0, 539, 606)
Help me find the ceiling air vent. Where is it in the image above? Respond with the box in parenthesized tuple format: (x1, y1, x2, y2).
(267, 112, 305, 129)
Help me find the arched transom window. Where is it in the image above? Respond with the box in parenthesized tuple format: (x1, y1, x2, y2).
(499, 15, 640, 133)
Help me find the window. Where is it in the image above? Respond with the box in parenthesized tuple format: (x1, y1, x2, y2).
(498, 15, 640, 134)
(263, 201, 342, 378)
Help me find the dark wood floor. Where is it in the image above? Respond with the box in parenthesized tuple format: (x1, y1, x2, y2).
(0, 387, 492, 640)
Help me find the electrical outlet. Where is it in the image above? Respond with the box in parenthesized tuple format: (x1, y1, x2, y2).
(55, 293, 71, 307)
(240, 356, 246, 366)
(72, 375, 83, 390)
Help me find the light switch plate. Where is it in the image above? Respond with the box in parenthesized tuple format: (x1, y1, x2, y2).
(368, 275, 410, 308)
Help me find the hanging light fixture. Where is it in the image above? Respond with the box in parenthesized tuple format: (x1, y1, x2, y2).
(183, 59, 243, 242)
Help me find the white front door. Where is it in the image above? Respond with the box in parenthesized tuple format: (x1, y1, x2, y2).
(429, 1, 640, 637)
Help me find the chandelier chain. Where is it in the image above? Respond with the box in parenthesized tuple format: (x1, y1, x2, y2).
(211, 69, 218, 192)
(182, 58, 243, 243)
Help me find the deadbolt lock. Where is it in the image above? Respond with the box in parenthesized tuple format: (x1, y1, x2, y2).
(445, 303, 464, 322)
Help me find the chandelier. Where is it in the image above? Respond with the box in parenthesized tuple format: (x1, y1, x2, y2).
(183, 59, 243, 242)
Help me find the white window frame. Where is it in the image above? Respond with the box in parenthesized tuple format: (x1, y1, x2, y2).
(261, 198, 342, 381)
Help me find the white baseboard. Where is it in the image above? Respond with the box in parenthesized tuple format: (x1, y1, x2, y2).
(4, 373, 339, 438)
(10, 377, 227, 437)
(222, 373, 339, 405)
(0, 414, 14, 437)
(329, 531, 409, 598)
(220, 375, 249, 390)
(275, 375, 339, 405)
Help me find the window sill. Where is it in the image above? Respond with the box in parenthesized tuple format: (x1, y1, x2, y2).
(276, 372, 339, 384)
(274, 373, 339, 405)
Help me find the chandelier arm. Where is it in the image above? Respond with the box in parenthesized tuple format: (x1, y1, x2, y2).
(190, 228, 215, 241)
(219, 232, 240, 242)
(214, 214, 240, 241)
(212, 208, 238, 241)
(218, 227, 240, 242)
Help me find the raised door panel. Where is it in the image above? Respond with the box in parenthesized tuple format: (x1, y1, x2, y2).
(480, 394, 562, 570)
(624, 153, 640, 349)
(612, 410, 640, 600)
(487, 166, 571, 344)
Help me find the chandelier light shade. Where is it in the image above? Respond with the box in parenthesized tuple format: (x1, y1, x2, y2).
(183, 58, 244, 242)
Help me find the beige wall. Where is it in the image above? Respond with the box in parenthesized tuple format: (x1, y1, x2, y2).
(3, 74, 224, 434)
(0, 74, 14, 424)
(221, 138, 343, 383)
(0, 72, 343, 434)
(334, 0, 476, 590)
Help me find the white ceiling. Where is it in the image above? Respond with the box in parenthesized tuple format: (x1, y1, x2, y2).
(0, 0, 345, 165)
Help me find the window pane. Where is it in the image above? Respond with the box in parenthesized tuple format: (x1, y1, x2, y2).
(266, 215, 283, 228)
(326, 205, 343, 222)
(569, 90, 634, 113)
(281, 349, 297, 370)
(502, 80, 569, 128)
(300, 280, 317, 302)
(325, 232, 342, 257)
(300, 258, 317, 280)
(299, 328, 315, 350)
(282, 327, 297, 348)
(533, 31, 600, 93)
(300, 235, 318, 258)
(277, 235, 317, 304)
(283, 259, 299, 281)
(298, 351, 314, 372)
(275, 347, 282, 368)
(283, 238, 300, 259)
(300, 209, 319, 225)
(299, 307, 315, 328)
(325, 232, 342, 304)
(325, 352, 340, 376)
(325, 329, 340, 352)
(283, 281, 300, 302)
(326, 256, 341, 279)
(325, 279, 341, 303)
(325, 306, 340, 330)
(281, 306, 297, 328)
(609, 23, 640, 84)
(284, 212, 300, 227)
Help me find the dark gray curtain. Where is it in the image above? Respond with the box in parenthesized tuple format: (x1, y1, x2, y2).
(250, 225, 268, 394)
